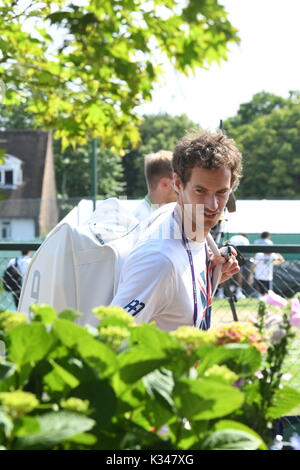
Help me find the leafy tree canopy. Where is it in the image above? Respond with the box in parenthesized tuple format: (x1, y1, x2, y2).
(0, 104, 125, 199)
(224, 91, 300, 199)
(225, 91, 292, 128)
(123, 113, 198, 198)
(55, 142, 125, 200)
(0, 0, 239, 150)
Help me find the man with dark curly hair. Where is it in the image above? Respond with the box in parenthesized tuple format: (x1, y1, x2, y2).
(111, 130, 242, 331)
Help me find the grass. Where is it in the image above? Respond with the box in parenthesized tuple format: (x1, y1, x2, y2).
(212, 297, 279, 325)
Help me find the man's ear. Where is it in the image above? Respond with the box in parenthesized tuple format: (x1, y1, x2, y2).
(173, 173, 182, 194)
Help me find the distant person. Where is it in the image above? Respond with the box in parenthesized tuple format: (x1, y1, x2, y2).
(3, 251, 31, 308)
(133, 150, 177, 221)
(254, 248, 285, 299)
(254, 231, 273, 246)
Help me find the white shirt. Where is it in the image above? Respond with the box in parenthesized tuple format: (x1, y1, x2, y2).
(8, 255, 31, 278)
(254, 253, 278, 281)
(111, 206, 212, 332)
(229, 235, 249, 246)
(253, 238, 273, 246)
(132, 198, 154, 222)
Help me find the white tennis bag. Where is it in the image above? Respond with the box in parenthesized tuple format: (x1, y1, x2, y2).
(18, 199, 222, 326)
(18, 198, 142, 326)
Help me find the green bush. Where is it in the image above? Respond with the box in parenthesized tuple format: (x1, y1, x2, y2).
(0, 303, 299, 450)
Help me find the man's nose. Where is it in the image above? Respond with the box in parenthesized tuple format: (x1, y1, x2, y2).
(205, 194, 218, 211)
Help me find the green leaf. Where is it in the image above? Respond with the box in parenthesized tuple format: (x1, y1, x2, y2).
(119, 346, 168, 383)
(0, 408, 13, 437)
(267, 386, 300, 419)
(52, 319, 91, 348)
(58, 309, 82, 321)
(201, 429, 262, 450)
(14, 416, 40, 437)
(0, 361, 16, 381)
(214, 420, 267, 450)
(53, 319, 118, 377)
(131, 398, 173, 433)
(30, 304, 57, 325)
(72, 379, 117, 426)
(130, 323, 178, 352)
(43, 360, 80, 393)
(65, 432, 97, 446)
(8, 323, 53, 367)
(143, 368, 175, 413)
(77, 336, 118, 377)
(196, 343, 262, 377)
(173, 378, 244, 421)
(14, 411, 95, 450)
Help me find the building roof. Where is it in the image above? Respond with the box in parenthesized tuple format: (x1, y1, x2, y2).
(0, 130, 49, 200)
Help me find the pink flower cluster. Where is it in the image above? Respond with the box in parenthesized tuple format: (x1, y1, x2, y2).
(290, 298, 300, 327)
(212, 322, 267, 353)
(263, 290, 300, 328)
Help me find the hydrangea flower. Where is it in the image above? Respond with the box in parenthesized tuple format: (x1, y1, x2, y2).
(211, 322, 267, 353)
(99, 325, 130, 349)
(0, 391, 39, 418)
(60, 397, 89, 412)
(204, 364, 238, 384)
(264, 290, 287, 308)
(0, 312, 27, 332)
(171, 326, 215, 353)
(93, 306, 135, 326)
(290, 298, 300, 328)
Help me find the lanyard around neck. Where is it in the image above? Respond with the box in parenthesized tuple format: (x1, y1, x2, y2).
(172, 211, 209, 328)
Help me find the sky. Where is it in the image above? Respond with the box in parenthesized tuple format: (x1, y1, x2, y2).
(136, 0, 300, 130)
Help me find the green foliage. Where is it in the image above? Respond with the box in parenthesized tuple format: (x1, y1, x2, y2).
(54, 140, 126, 199)
(0, 105, 125, 200)
(123, 113, 199, 197)
(0, 0, 239, 150)
(0, 304, 267, 450)
(0, 305, 300, 450)
(224, 91, 300, 198)
(1, 303, 300, 450)
(0, 104, 38, 130)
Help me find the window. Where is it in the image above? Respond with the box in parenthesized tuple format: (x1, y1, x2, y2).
(5, 170, 13, 185)
(0, 155, 23, 189)
(1, 221, 11, 240)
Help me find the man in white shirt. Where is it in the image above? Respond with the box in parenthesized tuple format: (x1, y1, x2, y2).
(254, 252, 284, 297)
(133, 150, 177, 221)
(111, 130, 242, 331)
(254, 231, 273, 246)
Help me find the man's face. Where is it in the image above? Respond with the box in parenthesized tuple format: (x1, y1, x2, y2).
(174, 165, 232, 235)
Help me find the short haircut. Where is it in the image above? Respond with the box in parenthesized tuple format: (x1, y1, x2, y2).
(261, 231, 270, 239)
(172, 130, 243, 187)
(144, 150, 173, 190)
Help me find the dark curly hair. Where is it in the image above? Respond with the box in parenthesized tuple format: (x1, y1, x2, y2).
(172, 130, 243, 187)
